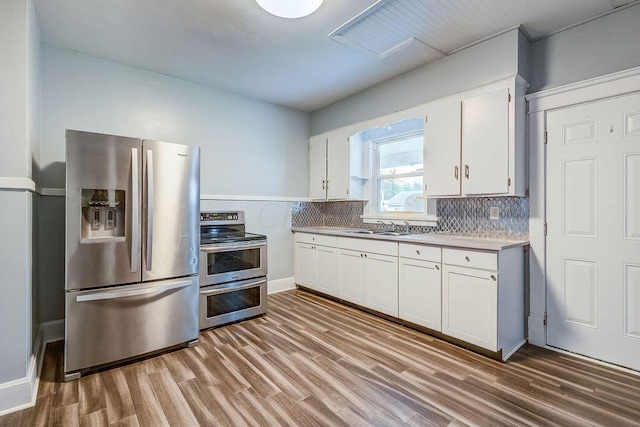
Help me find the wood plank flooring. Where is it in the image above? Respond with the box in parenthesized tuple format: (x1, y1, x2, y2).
(2, 289, 640, 426)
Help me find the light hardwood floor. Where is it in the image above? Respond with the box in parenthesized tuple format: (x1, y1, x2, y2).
(2, 289, 640, 426)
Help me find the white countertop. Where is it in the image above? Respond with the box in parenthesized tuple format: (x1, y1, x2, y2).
(292, 227, 529, 251)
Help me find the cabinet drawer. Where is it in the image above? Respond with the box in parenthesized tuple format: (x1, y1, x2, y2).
(443, 248, 497, 270)
(295, 233, 337, 247)
(337, 237, 398, 256)
(399, 243, 441, 262)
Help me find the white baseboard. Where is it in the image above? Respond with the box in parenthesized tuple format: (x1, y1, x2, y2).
(0, 320, 65, 416)
(268, 277, 295, 294)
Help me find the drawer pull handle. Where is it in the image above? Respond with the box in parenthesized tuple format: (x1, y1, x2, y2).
(491, 275, 497, 281)
(416, 250, 420, 255)
(465, 256, 470, 262)
(435, 265, 440, 270)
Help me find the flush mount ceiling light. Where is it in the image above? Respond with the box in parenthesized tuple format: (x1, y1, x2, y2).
(256, 0, 323, 18)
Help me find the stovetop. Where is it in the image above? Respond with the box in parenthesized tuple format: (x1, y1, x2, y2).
(200, 231, 266, 246)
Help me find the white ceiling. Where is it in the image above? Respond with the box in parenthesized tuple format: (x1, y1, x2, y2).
(34, 0, 636, 112)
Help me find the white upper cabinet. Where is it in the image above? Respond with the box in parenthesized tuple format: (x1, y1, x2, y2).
(309, 130, 352, 200)
(423, 77, 527, 197)
(462, 88, 510, 195)
(423, 98, 462, 196)
(309, 135, 327, 200)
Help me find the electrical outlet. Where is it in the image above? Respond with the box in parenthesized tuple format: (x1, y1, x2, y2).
(490, 206, 500, 220)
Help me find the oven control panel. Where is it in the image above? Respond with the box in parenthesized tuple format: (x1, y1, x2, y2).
(200, 211, 244, 225)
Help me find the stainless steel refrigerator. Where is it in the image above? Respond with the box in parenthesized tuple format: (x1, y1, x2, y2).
(64, 130, 200, 381)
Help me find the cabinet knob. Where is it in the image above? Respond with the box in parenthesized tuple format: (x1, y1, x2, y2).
(491, 275, 497, 281)
(435, 265, 440, 270)
(322, 180, 325, 190)
(416, 250, 420, 255)
(360, 253, 363, 258)
(454, 166, 459, 180)
(465, 164, 470, 179)
(465, 256, 470, 262)
(364, 254, 367, 258)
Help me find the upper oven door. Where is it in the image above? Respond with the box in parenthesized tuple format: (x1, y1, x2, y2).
(200, 241, 267, 285)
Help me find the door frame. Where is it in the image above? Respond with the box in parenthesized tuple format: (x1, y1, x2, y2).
(526, 66, 640, 348)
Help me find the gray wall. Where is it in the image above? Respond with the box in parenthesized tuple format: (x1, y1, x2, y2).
(310, 28, 526, 135)
(530, 4, 640, 93)
(0, 0, 40, 398)
(37, 46, 310, 324)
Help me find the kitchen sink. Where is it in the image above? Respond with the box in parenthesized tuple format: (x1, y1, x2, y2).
(373, 231, 412, 236)
(342, 229, 374, 234)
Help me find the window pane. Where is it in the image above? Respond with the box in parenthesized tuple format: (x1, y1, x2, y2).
(378, 136, 423, 175)
(378, 177, 424, 212)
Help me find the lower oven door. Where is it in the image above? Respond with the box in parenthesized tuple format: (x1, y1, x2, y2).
(199, 277, 267, 329)
(200, 241, 267, 286)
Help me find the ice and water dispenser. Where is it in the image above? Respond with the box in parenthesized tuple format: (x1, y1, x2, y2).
(81, 189, 126, 242)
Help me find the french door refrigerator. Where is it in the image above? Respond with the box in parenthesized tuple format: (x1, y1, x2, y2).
(64, 130, 200, 381)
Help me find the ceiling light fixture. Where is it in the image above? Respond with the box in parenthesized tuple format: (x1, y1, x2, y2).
(256, 0, 323, 19)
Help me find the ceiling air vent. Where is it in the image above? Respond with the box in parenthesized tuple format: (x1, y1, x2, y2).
(329, 0, 446, 59)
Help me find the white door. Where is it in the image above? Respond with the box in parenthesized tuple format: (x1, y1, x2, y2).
(462, 88, 510, 195)
(442, 265, 498, 351)
(327, 132, 350, 200)
(399, 258, 442, 331)
(546, 92, 640, 371)
(294, 242, 317, 289)
(317, 245, 338, 297)
(364, 253, 398, 317)
(423, 98, 461, 196)
(309, 136, 327, 200)
(338, 249, 365, 305)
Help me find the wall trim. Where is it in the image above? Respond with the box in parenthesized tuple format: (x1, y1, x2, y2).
(0, 177, 36, 192)
(527, 65, 640, 112)
(34, 189, 311, 202)
(268, 277, 296, 294)
(201, 194, 310, 202)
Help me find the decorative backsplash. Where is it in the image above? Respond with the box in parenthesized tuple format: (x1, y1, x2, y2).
(291, 197, 529, 240)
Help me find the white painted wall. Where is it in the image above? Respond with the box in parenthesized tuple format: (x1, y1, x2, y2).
(530, 4, 640, 93)
(310, 28, 526, 135)
(37, 46, 310, 324)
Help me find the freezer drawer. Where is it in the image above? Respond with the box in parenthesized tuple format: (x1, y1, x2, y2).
(64, 277, 199, 376)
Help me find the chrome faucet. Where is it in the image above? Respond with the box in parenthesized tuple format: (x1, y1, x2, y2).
(404, 221, 410, 233)
(390, 221, 396, 232)
(377, 220, 389, 231)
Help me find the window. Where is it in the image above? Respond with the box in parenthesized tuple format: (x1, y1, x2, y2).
(375, 133, 424, 213)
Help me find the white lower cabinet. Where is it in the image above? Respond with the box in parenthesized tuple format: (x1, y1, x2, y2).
(294, 234, 338, 296)
(399, 243, 442, 331)
(364, 252, 398, 317)
(294, 233, 524, 360)
(442, 265, 497, 350)
(337, 249, 366, 305)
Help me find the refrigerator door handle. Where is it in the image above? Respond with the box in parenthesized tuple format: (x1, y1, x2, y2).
(146, 149, 154, 271)
(76, 279, 193, 302)
(131, 148, 139, 273)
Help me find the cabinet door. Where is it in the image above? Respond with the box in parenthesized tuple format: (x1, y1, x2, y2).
(326, 132, 350, 200)
(364, 253, 398, 317)
(317, 245, 338, 297)
(423, 98, 462, 196)
(462, 88, 510, 195)
(309, 136, 327, 200)
(399, 258, 441, 331)
(442, 265, 497, 351)
(338, 249, 365, 305)
(295, 242, 317, 289)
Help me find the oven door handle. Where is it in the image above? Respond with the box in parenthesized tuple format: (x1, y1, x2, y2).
(200, 241, 266, 253)
(200, 280, 265, 296)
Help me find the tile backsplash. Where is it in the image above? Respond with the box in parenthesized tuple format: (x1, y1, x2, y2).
(292, 197, 528, 240)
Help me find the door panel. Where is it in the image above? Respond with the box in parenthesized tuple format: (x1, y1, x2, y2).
(317, 246, 338, 296)
(295, 243, 317, 289)
(338, 249, 365, 305)
(327, 132, 349, 200)
(65, 277, 199, 373)
(547, 92, 640, 371)
(309, 136, 327, 200)
(399, 258, 441, 331)
(65, 130, 142, 290)
(462, 88, 510, 195)
(423, 98, 461, 196)
(142, 140, 200, 282)
(365, 253, 398, 317)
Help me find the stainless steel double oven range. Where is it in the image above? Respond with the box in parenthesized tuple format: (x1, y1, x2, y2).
(199, 211, 268, 329)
